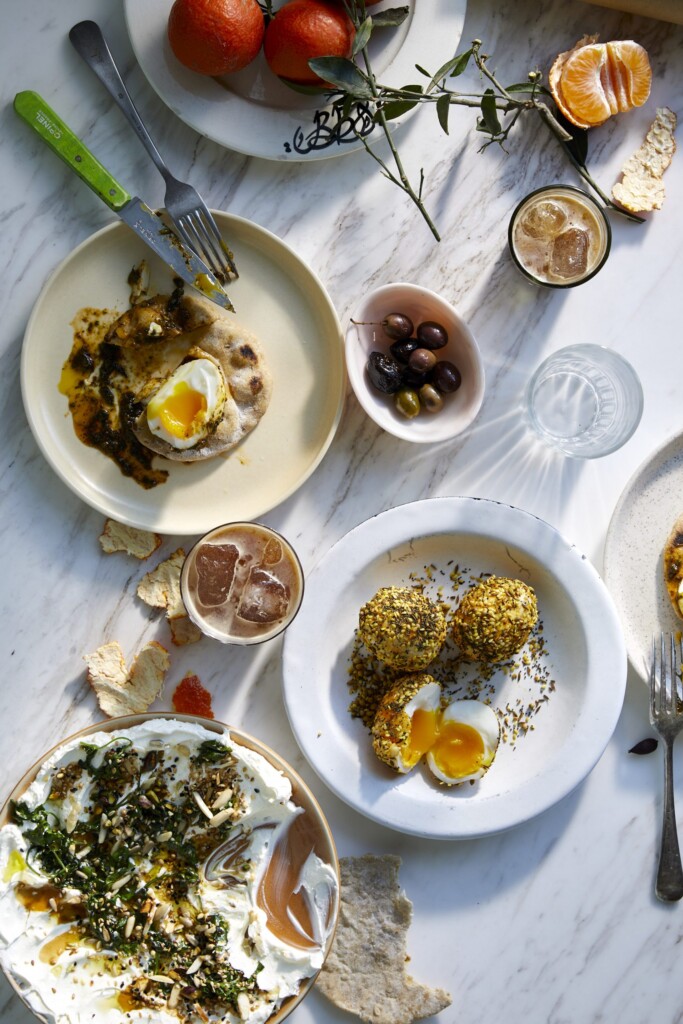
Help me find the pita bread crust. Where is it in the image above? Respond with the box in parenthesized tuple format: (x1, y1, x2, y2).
(85, 640, 170, 717)
(137, 549, 201, 646)
(663, 513, 683, 619)
(317, 855, 452, 1024)
(132, 296, 272, 462)
(99, 519, 162, 560)
(612, 107, 677, 213)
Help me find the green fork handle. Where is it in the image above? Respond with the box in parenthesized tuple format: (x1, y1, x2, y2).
(13, 90, 131, 212)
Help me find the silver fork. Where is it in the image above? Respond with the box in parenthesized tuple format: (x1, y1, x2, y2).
(650, 632, 683, 901)
(69, 20, 238, 283)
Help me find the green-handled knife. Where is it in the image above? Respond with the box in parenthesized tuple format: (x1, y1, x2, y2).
(14, 90, 235, 313)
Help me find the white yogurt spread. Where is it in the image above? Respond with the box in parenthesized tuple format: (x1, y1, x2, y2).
(0, 719, 337, 1024)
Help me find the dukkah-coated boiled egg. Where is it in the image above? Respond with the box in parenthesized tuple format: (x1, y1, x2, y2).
(146, 358, 226, 450)
(372, 675, 442, 773)
(426, 699, 500, 786)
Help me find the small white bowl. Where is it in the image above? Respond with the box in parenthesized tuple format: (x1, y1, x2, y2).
(345, 283, 485, 443)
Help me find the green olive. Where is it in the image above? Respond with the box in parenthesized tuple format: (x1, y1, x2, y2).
(395, 387, 420, 419)
(419, 383, 444, 413)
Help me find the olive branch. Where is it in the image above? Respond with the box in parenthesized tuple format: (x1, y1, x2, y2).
(303, 3, 643, 240)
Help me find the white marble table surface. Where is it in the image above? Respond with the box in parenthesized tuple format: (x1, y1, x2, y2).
(1, 0, 682, 1022)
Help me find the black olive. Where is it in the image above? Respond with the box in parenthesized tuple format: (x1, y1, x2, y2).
(382, 313, 414, 340)
(408, 348, 437, 374)
(401, 365, 429, 387)
(390, 337, 419, 364)
(430, 360, 462, 393)
(417, 320, 448, 350)
(366, 351, 404, 394)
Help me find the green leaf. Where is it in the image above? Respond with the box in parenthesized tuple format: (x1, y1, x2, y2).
(480, 89, 501, 135)
(504, 82, 551, 95)
(371, 5, 409, 27)
(436, 92, 450, 134)
(307, 57, 374, 98)
(415, 64, 431, 78)
(353, 17, 373, 55)
(448, 48, 473, 77)
(379, 84, 422, 120)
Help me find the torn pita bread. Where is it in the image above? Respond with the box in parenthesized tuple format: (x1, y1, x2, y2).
(137, 549, 201, 646)
(115, 293, 272, 463)
(99, 519, 162, 560)
(85, 640, 170, 717)
(612, 107, 677, 212)
(317, 854, 451, 1024)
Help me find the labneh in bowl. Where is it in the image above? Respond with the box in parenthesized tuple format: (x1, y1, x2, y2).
(0, 713, 340, 1024)
(345, 283, 485, 443)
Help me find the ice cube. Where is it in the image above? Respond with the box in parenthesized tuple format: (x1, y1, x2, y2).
(196, 543, 239, 607)
(237, 567, 290, 624)
(550, 228, 589, 279)
(519, 200, 567, 240)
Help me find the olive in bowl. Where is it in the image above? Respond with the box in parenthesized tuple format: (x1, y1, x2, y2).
(345, 283, 485, 443)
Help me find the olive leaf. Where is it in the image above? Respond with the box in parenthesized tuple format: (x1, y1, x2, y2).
(628, 737, 658, 755)
(379, 84, 423, 121)
(449, 48, 473, 77)
(504, 82, 551, 95)
(370, 5, 409, 27)
(480, 89, 501, 135)
(436, 92, 450, 134)
(308, 57, 374, 98)
(353, 16, 373, 56)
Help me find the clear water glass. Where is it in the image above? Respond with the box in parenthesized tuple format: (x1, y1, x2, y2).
(525, 344, 643, 458)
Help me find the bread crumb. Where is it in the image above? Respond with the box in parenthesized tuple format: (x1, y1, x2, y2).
(612, 107, 677, 212)
(99, 519, 161, 559)
(85, 640, 170, 716)
(137, 549, 200, 646)
(317, 854, 451, 1024)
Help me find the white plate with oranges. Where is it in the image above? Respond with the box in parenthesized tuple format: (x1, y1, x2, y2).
(124, 0, 468, 161)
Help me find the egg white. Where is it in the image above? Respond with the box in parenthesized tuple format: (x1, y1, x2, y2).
(146, 358, 226, 450)
(426, 699, 500, 785)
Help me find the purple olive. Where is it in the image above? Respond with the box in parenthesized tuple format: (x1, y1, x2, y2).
(408, 348, 437, 374)
(390, 337, 419, 364)
(430, 360, 462, 394)
(417, 320, 448, 350)
(382, 313, 414, 340)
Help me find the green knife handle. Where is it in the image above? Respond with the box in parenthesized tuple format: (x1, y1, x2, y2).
(13, 90, 130, 211)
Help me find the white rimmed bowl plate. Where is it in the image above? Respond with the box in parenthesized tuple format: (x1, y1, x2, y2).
(21, 212, 344, 535)
(346, 283, 485, 442)
(124, 0, 468, 161)
(604, 430, 683, 681)
(282, 496, 626, 839)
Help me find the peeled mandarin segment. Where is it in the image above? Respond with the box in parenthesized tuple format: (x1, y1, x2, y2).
(558, 40, 652, 128)
(432, 721, 485, 779)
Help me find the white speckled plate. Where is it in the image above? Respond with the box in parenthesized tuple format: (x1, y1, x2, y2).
(124, 0, 468, 161)
(282, 497, 627, 839)
(21, 212, 344, 535)
(604, 431, 683, 681)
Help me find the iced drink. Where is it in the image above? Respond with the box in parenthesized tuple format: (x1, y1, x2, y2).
(181, 522, 304, 644)
(509, 185, 611, 287)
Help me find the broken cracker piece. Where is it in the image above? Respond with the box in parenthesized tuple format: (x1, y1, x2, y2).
(137, 549, 199, 645)
(85, 640, 170, 717)
(99, 519, 161, 560)
(317, 854, 451, 1024)
(612, 107, 677, 212)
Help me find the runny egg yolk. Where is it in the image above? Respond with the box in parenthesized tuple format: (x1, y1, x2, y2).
(429, 719, 485, 779)
(406, 708, 440, 763)
(156, 381, 206, 440)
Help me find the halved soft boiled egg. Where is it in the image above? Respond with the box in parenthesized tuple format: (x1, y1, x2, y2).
(426, 699, 500, 786)
(372, 677, 500, 785)
(146, 358, 227, 450)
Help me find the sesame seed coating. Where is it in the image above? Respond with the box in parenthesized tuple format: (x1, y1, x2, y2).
(451, 576, 538, 663)
(358, 587, 447, 671)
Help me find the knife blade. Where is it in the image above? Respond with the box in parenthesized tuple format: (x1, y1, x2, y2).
(13, 90, 235, 312)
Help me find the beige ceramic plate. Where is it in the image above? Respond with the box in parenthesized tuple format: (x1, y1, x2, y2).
(21, 213, 345, 535)
(0, 712, 340, 1024)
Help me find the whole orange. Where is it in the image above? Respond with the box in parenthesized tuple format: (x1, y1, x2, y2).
(168, 0, 265, 76)
(264, 0, 356, 86)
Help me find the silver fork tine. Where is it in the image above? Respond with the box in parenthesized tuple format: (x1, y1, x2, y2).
(186, 211, 236, 281)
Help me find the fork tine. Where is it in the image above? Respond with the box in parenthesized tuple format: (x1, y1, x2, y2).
(197, 208, 239, 280)
(176, 211, 237, 285)
(651, 634, 658, 720)
(188, 210, 235, 281)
